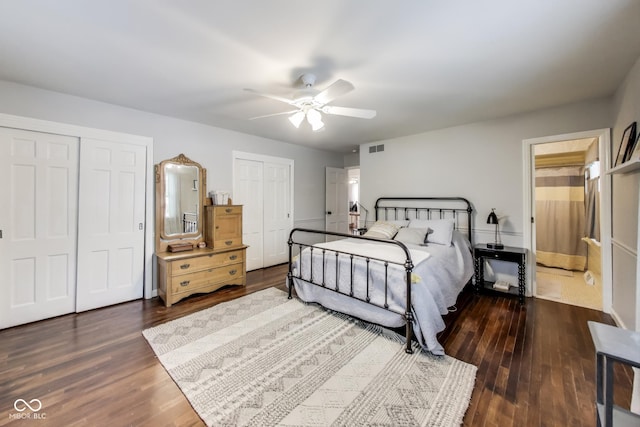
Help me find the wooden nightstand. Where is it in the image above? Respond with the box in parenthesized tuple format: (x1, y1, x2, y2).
(474, 244, 526, 304)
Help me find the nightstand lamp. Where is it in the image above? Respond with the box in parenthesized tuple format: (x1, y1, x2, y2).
(356, 202, 369, 235)
(486, 208, 504, 249)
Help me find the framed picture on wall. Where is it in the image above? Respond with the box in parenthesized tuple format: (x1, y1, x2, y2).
(630, 132, 640, 162)
(615, 121, 637, 166)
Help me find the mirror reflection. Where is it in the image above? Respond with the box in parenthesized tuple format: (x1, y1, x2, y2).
(163, 163, 200, 236)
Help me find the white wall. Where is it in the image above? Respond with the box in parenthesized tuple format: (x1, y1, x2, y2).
(0, 80, 343, 226)
(610, 55, 640, 332)
(359, 98, 612, 246)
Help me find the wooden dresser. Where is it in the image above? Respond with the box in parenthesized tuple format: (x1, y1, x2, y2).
(157, 205, 246, 307)
(156, 246, 246, 307)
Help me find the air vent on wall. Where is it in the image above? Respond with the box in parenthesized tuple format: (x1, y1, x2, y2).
(368, 144, 385, 153)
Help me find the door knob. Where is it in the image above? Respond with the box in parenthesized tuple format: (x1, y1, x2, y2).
(326, 211, 332, 215)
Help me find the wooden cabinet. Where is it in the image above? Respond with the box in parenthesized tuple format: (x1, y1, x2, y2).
(156, 204, 246, 307)
(205, 205, 243, 249)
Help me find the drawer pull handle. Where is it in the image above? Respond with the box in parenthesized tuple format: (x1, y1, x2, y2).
(229, 255, 237, 260)
(180, 263, 190, 269)
(180, 280, 190, 287)
(229, 269, 237, 275)
(225, 208, 232, 213)
(225, 240, 232, 246)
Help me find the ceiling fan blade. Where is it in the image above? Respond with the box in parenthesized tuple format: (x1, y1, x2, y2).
(249, 110, 299, 120)
(313, 79, 354, 105)
(322, 106, 377, 119)
(244, 88, 296, 105)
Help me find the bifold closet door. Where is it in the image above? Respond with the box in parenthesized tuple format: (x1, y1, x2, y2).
(76, 138, 146, 312)
(234, 157, 292, 271)
(263, 162, 291, 266)
(0, 128, 79, 329)
(235, 158, 264, 271)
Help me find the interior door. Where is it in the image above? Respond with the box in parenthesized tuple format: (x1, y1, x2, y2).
(263, 161, 291, 266)
(234, 158, 264, 271)
(76, 138, 146, 312)
(325, 167, 349, 235)
(0, 128, 79, 329)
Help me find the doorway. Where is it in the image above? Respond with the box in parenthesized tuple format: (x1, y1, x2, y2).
(524, 129, 612, 313)
(348, 168, 362, 234)
(533, 138, 602, 309)
(325, 167, 349, 234)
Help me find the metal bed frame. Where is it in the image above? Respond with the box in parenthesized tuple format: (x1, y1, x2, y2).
(287, 197, 473, 354)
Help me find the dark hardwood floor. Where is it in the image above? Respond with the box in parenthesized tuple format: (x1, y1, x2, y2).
(0, 264, 633, 426)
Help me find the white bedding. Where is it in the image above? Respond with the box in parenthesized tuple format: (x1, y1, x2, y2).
(291, 230, 473, 355)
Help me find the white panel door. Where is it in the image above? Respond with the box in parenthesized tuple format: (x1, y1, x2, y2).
(325, 167, 349, 235)
(263, 162, 292, 267)
(0, 128, 79, 329)
(76, 138, 146, 311)
(234, 158, 264, 271)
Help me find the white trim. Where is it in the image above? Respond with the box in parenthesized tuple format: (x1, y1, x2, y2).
(609, 308, 628, 330)
(294, 217, 325, 227)
(612, 238, 638, 257)
(523, 128, 612, 311)
(0, 113, 155, 300)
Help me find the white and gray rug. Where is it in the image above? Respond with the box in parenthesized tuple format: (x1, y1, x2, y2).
(143, 288, 476, 427)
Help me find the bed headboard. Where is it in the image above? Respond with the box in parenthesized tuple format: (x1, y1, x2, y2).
(374, 197, 474, 246)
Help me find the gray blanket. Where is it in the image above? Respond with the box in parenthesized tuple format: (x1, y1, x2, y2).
(291, 230, 473, 355)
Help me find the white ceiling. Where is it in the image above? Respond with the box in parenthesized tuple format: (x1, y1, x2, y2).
(1, 1, 639, 153)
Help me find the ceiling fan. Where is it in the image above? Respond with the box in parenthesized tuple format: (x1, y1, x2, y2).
(244, 73, 376, 132)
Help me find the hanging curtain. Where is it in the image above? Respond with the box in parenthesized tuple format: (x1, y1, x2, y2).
(535, 166, 587, 271)
(585, 176, 600, 241)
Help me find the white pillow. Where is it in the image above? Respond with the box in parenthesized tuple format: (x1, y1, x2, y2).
(385, 219, 410, 228)
(408, 219, 454, 246)
(363, 221, 400, 239)
(394, 227, 428, 245)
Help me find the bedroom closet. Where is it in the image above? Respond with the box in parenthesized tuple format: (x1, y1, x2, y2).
(0, 115, 153, 329)
(533, 137, 602, 309)
(232, 151, 293, 271)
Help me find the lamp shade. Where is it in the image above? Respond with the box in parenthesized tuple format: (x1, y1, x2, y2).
(486, 208, 504, 249)
(306, 109, 325, 131)
(487, 209, 499, 225)
(288, 111, 305, 128)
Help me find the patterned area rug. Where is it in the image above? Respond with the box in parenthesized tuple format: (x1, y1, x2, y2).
(143, 288, 476, 427)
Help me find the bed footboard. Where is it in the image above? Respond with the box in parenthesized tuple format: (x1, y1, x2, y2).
(287, 228, 415, 354)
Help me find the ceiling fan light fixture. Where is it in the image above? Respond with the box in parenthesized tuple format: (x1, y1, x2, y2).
(306, 109, 324, 131)
(288, 111, 305, 128)
(247, 74, 375, 132)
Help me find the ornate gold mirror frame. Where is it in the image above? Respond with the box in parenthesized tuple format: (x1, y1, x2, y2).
(155, 153, 206, 252)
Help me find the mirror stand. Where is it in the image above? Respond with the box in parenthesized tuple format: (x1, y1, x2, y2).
(154, 153, 247, 307)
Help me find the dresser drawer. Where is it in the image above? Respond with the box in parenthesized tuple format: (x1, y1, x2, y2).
(168, 250, 244, 275)
(213, 237, 243, 249)
(171, 263, 244, 293)
(216, 206, 242, 216)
